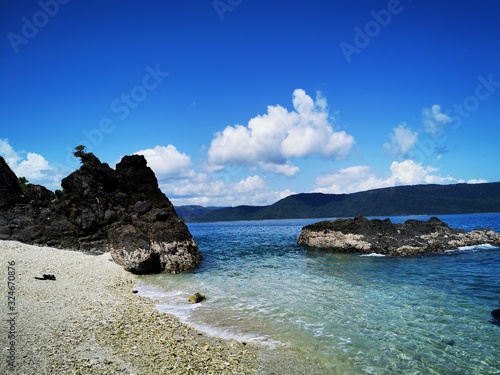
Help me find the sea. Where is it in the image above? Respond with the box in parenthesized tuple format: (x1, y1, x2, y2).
(139, 213, 500, 374)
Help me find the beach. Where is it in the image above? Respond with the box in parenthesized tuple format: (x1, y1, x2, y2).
(0, 240, 261, 374)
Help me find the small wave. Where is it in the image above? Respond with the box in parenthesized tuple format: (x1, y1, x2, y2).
(185, 319, 283, 349)
(446, 244, 497, 253)
(136, 282, 184, 300)
(360, 253, 386, 257)
(136, 282, 283, 349)
(155, 303, 283, 349)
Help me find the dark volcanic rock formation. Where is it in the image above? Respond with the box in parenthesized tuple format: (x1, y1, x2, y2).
(0, 154, 201, 274)
(297, 215, 500, 256)
(0, 157, 23, 209)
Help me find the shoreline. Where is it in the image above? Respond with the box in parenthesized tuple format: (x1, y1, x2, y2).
(0, 240, 261, 374)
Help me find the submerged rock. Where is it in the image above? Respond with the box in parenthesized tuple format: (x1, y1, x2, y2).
(0, 153, 201, 274)
(492, 309, 500, 320)
(297, 215, 500, 256)
(188, 292, 206, 304)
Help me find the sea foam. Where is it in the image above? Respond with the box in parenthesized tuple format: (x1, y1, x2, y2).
(448, 244, 497, 252)
(360, 253, 386, 257)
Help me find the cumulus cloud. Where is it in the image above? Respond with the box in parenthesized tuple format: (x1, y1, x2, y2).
(0, 138, 54, 182)
(422, 104, 451, 136)
(15, 153, 52, 180)
(0, 138, 19, 166)
(233, 175, 266, 193)
(207, 89, 355, 175)
(314, 159, 460, 194)
(159, 172, 293, 207)
(259, 161, 300, 177)
(135, 145, 192, 178)
(133, 143, 294, 206)
(390, 159, 437, 185)
(314, 166, 388, 194)
(383, 123, 418, 159)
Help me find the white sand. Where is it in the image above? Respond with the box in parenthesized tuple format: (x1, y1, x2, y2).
(0, 240, 260, 374)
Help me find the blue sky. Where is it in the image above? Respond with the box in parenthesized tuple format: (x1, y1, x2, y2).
(1, 0, 499, 206)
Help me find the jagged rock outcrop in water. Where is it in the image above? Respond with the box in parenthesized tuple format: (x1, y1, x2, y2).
(0, 154, 201, 274)
(297, 215, 500, 256)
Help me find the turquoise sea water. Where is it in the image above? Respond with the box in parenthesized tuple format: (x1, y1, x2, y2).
(139, 213, 500, 374)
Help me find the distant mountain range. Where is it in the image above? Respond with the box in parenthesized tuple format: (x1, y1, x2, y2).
(175, 182, 500, 222)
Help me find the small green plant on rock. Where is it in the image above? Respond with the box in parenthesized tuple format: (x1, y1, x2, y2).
(18, 176, 29, 192)
(73, 145, 94, 164)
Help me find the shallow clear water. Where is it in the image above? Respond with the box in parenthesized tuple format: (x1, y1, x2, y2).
(140, 213, 500, 374)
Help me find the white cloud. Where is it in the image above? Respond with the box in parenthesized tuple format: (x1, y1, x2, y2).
(389, 159, 429, 185)
(132, 143, 293, 206)
(233, 175, 266, 193)
(383, 123, 418, 158)
(314, 159, 461, 194)
(15, 153, 52, 180)
(159, 172, 293, 207)
(0, 138, 21, 166)
(259, 161, 300, 177)
(0, 138, 54, 182)
(207, 89, 355, 175)
(422, 104, 451, 136)
(466, 178, 488, 184)
(314, 165, 392, 194)
(135, 145, 192, 178)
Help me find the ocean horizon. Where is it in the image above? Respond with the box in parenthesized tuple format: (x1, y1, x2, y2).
(139, 213, 500, 374)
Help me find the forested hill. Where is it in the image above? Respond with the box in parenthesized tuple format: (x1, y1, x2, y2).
(176, 182, 500, 222)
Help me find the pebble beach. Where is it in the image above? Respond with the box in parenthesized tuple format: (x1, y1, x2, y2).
(0, 240, 262, 374)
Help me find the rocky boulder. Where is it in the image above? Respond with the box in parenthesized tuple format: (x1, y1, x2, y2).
(297, 215, 500, 256)
(0, 157, 24, 209)
(0, 153, 201, 274)
(188, 292, 206, 304)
